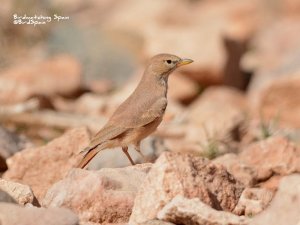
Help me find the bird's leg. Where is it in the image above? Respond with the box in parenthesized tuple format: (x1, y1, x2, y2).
(122, 146, 135, 165)
(134, 142, 147, 162)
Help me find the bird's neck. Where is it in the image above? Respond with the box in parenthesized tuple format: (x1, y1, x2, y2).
(138, 70, 169, 98)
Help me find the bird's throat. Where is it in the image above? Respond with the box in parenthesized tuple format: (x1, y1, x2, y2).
(157, 74, 169, 97)
(159, 74, 168, 86)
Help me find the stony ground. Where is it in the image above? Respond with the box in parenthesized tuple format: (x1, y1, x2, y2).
(0, 0, 300, 225)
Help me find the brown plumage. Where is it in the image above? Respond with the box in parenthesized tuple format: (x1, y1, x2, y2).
(77, 53, 193, 168)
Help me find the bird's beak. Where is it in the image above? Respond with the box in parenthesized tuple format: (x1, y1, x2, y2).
(177, 58, 193, 67)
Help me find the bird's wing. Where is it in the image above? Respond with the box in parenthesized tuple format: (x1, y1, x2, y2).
(87, 97, 167, 148)
(111, 97, 168, 128)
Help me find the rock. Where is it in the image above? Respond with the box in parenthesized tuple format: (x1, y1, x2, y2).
(168, 72, 199, 104)
(87, 79, 113, 95)
(216, 137, 300, 189)
(246, 19, 300, 96)
(3, 127, 91, 201)
(258, 175, 283, 192)
(43, 164, 152, 224)
(0, 54, 82, 104)
(246, 20, 300, 128)
(0, 203, 79, 225)
(0, 178, 36, 205)
(0, 190, 16, 204)
(129, 152, 244, 225)
(214, 153, 257, 187)
(140, 220, 175, 225)
(163, 135, 205, 155)
(186, 86, 248, 144)
(79, 222, 102, 225)
(239, 136, 300, 181)
(155, 95, 247, 157)
(0, 126, 28, 171)
(256, 74, 300, 129)
(157, 195, 249, 225)
(250, 174, 300, 225)
(53, 93, 108, 117)
(233, 188, 274, 216)
(239, 118, 283, 145)
(281, 0, 300, 15)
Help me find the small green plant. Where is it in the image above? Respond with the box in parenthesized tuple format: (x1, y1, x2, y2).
(259, 111, 280, 140)
(201, 138, 220, 159)
(199, 126, 222, 160)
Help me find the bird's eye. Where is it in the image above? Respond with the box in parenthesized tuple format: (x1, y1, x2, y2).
(166, 60, 172, 64)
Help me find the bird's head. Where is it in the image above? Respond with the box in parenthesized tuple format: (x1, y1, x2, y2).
(147, 53, 193, 77)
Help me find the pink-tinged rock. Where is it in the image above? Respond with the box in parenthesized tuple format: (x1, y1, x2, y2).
(53, 93, 108, 117)
(258, 175, 283, 192)
(257, 74, 300, 129)
(153, 88, 246, 157)
(87, 79, 113, 95)
(157, 195, 249, 225)
(233, 188, 274, 216)
(0, 203, 79, 225)
(140, 220, 175, 225)
(0, 178, 36, 205)
(0, 54, 82, 104)
(186, 86, 248, 144)
(246, 19, 300, 96)
(0, 190, 16, 204)
(246, 20, 300, 128)
(239, 136, 300, 181)
(214, 153, 257, 187)
(129, 152, 244, 225)
(42, 164, 152, 224)
(3, 127, 91, 201)
(250, 174, 300, 225)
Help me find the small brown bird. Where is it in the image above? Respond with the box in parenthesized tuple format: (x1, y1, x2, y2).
(77, 53, 193, 168)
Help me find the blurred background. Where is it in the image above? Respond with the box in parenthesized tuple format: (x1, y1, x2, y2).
(0, 0, 300, 169)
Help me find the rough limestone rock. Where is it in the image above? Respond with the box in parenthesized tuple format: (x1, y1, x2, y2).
(129, 152, 244, 225)
(0, 190, 16, 204)
(3, 127, 91, 201)
(140, 220, 175, 225)
(186, 87, 248, 144)
(257, 74, 300, 129)
(0, 54, 82, 104)
(0, 203, 79, 225)
(239, 136, 300, 181)
(157, 195, 249, 225)
(0, 178, 36, 205)
(214, 153, 257, 187)
(250, 174, 300, 225)
(43, 164, 152, 224)
(247, 20, 300, 113)
(233, 188, 274, 216)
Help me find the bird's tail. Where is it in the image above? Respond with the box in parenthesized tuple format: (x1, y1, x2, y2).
(76, 145, 100, 169)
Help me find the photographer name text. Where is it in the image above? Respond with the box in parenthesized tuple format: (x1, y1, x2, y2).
(13, 14, 70, 26)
